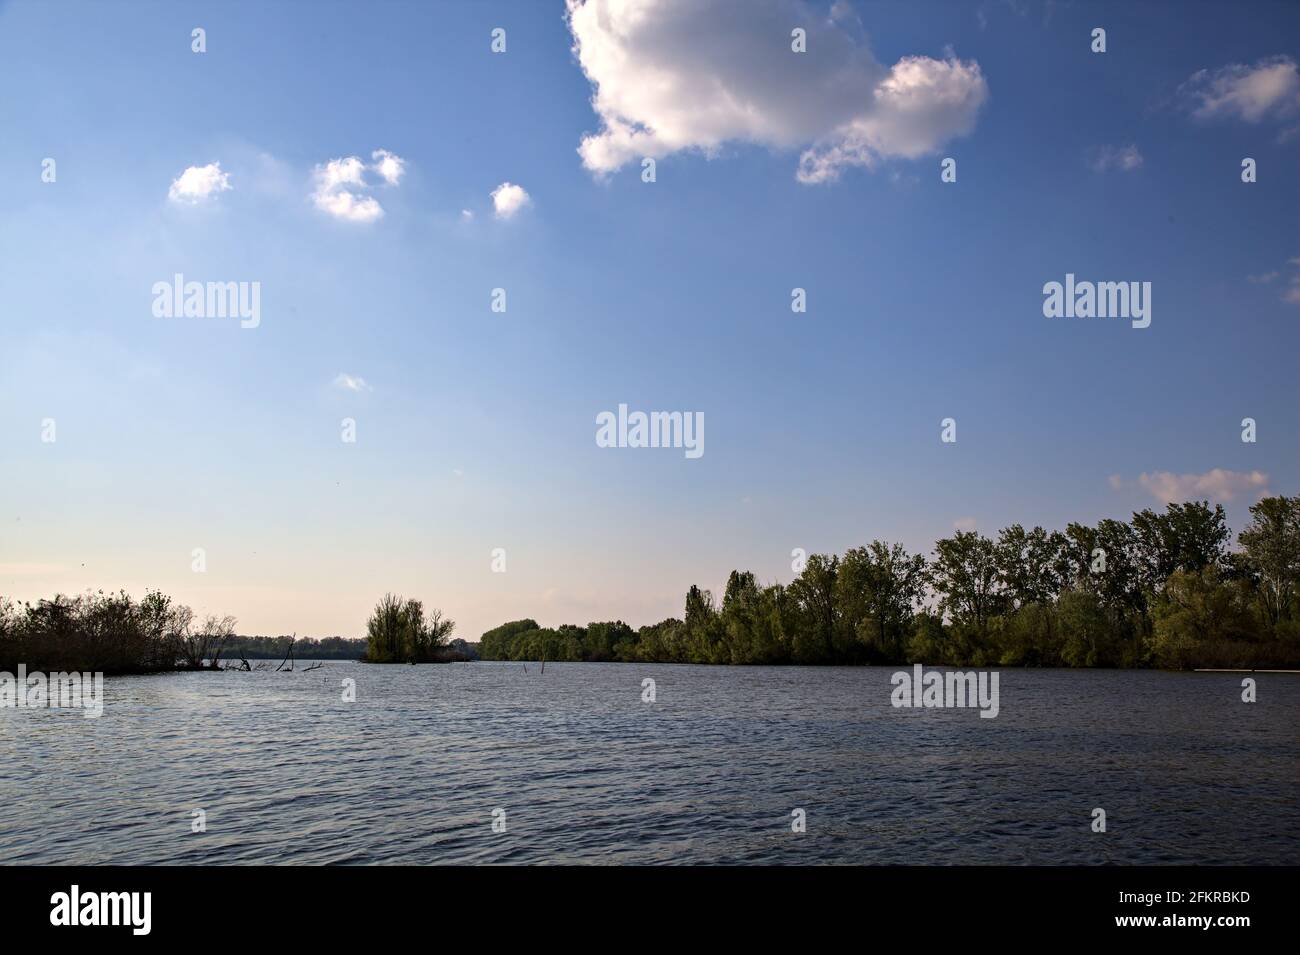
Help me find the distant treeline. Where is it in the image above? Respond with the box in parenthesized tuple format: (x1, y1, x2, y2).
(480, 496, 1300, 670)
(225, 636, 367, 660)
(0, 587, 484, 674)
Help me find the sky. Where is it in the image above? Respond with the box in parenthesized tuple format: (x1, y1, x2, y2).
(0, 0, 1297, 641)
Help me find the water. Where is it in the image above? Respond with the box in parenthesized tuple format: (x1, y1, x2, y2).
(0, 663, 1295, 864)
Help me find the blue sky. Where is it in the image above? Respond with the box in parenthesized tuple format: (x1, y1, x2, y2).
(1, 0, 1297, 640)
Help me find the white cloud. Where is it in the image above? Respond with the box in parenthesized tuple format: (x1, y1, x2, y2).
(952, 516, 978, 532)
(460, 209, 474, 221)
(311, 150, 405, 222)
(798, 56, 989, 183)
(372, 149, 406, 185)
(315, 190, 384, 222)
(1287, 261, 1300, 305)
(1254, 258, 1300, 305)
(333, 373, 372, 392)
(1090, 144, 1143, 172)
(1134, 469, 1269, 505)
(317, 156, 367, 191)
(1180, 55, 1300, 122)
(168, 162, 232, 203)
(491, 182, 531, 219)
(565, 0, 988, 183)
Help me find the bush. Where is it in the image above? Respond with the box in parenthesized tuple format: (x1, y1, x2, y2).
(0, 590, 229, 673)
(364, 594, 455, 663)
(1149, 568, 1258, 669)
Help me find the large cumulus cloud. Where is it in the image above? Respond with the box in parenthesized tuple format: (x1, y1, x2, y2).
(566, 0, 989, 183)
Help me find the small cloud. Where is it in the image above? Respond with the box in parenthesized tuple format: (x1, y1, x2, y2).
(312, 150, 405, 222)
(491, 182, 531, 219)
(315, 190, 383, 222)
(1107, 474, 1125, 490)
(333, 373, 372, 392)
(1090, 144, 1143, 172)
(1179, 55, 1300, 123)
(1246, 257, 1300, 304)
(452, 468, 465, 477)
(953, 516, 978, 532)
(460, 209, 474, 221)
(1133, 469, 1269, 505)
(317, 156, 366, 192)
(371, 149, 406, 185)
(168, 162, 232, 203)
(888, 169, 920, 188)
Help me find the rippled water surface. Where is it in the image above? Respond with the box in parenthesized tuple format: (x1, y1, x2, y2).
(1, 663, 1296, 864)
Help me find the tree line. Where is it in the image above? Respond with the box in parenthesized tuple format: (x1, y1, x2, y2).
(0, 590, 236, 674)
(0, 586, 474, 672)
(479, 496, 1300, 670)
(224, 635, 367, 660)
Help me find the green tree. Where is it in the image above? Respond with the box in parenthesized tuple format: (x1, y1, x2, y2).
(1149, 567, 1256, 668)
(1236, 495, 1300, 630)
(995, 524, 1068, 608)
(584, 621, 634, 661)
(1131, 501, 1229, 594)
(837, 542, 927, 662)
(479, 619, 539, 660)
(787, 554, 839, 662)
(929, 531, 1003, 639)
(365, 594, 455, 663)
(721, 570, 762, 663)
(683, 584, 725, 663)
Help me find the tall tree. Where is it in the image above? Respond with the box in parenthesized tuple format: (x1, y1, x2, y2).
(837, 542, 927, 661)
(787, 554, 839, 661)
(995, 524, 1068, 608)
(1236, 495, 1300, 628)
(1131, 501, 1229, 593)
(721, 570, 762, 663)
(683, 584, 724, 663)
(929, 531, 1003, 637)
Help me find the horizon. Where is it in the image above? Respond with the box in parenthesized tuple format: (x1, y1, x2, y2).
(2, 0, 1297, 643)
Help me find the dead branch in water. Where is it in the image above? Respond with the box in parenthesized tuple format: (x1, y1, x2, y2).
(301, 661, 324, 672)
(275, 633, 296, 672)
